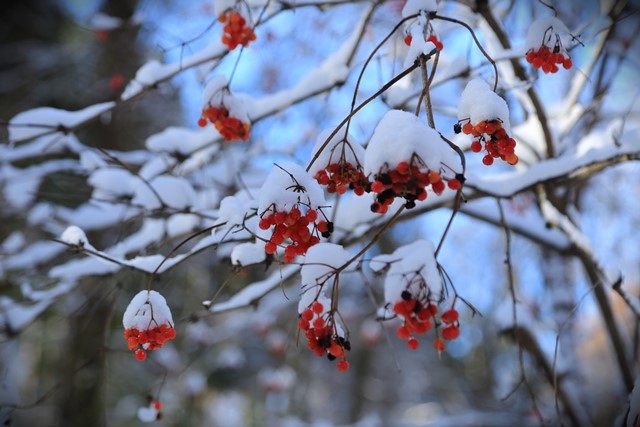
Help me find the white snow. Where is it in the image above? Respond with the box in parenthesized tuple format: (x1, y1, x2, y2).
(166, 214, 200, 238)
(88, 167, 136, 200)
(60, 226, 89, 247)
(458, 79, 510, 130)
(8, 102, 115, 143)
(402, 0, 438, 17)
(525, 16, 572, 51)
(230, 242, 266, 266)
(131, 175, 196, 210)
(146, 126, 218, 156)
(122, 290, 174, 330)
(137, 404, 159, 423)
(308, 128, 365, 175)
(364, 109, 462, 176)
(298, 243, 351, 312)
(257, 162, 326, 213)
(89, 13, 123, 31)
(215, 191, 256, 227)
(370, 239, 442, 304)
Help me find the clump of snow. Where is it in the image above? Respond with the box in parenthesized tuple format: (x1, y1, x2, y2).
(166, 214, 199, 238)
(89, 13, 123, 31)
(121, 60, 165, 101)
(370, 239, 442, 304)
(60, 226, 89, 247)
(457, 79, 510, 130)
(298, 243, 351, 312)
(231, 242, 266, 266)
(123, 290, 174, 330)
(146, 127, 215, 156)
(257, 162, 326, 213)
(402, 0, 439, 17)
(525, 16, 572, 51)
(215, 190, 256, 227)
(88, 167, 136, 200)
(308, 128, 365, 175)
(364, 109, 462, 175)
(79, 150, 108, 171)
(8, 103, 114, 143)
(258, 366, 296, 392)
(202, 75, 249, 122)
(137, 404, 159, 423)
(131, 175, 196, 210)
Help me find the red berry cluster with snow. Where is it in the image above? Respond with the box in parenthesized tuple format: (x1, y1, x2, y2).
(123, 290, 176, 361)
(456, 79, 518, 165)
(258, 162, 330, 263)
(364, 110, 463, 213)
(524, 16, 573, 74)
(297, 244, 353, 371)
(372, 240, 461, 353)
(309, 129, 369, 196)
(402, 0, 442, 67)
(215, 0, 256, 51)
(198, 75, 251, 142)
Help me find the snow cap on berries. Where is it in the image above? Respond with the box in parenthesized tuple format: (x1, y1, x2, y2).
(201, 75, 249, 123)
(308, 128, 365, 176)
(370, 239, 442, 304)
(458, 79, 510, 131)
(298, 243, 352, 312)
(525, 16, 572, 52)
(258, 161, 326, 213)
(123, 290, 174, 330)
(364, 109, 462, 176)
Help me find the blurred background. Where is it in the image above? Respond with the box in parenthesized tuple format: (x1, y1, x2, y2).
(1, 0, 639, 426)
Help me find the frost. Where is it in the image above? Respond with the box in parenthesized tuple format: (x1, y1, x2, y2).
(8, 103, 115, 143)
(308, 128, 365, 176)
(364, 109, 462, 175)
(258, 162, 326, 213)
(458, 79, 510, 130)
(370, 239, 442, 304)
(60, 226, 89, 247)
(231, 242, 266, 266)
(122, 290, 174, 331)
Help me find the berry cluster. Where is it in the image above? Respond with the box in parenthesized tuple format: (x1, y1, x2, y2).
(259, 206, 332, 263)
(392, 290, 460, 352)
(219, 11, 256, 50)
(458, 120, 518, 166)
(369, 161, 461, 213)
(298, 302, 350, 372)
(403, 34, 444, 51)
(314, 162, 369, 195)
(198, 106, 250, 141)
(124, 323, 176, 361)
(526, 45, 572, 74)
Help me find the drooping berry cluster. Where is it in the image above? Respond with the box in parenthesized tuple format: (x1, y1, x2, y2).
(259, 206, 332, 263)
(219, 11, 256, 50)
(404, 33, 443, 51)
(392, 290, 460, 352)
(458, 119, 518, 166)
(369, 160, 461, 213)
(526, 45, 572, 74)
(198, 105, 251, 141)
(314, 162, 369, 196)
(124, 324, 176, 361)
(298, 302, 351, 372)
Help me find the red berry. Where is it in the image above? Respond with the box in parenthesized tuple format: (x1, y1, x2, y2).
(433, 338, 445, 352)
(311, 302, 324, 314)
(407, 337, 420, 350)
(470, 140, 482, 152)
(371, 180, 384, 193)
(153, 400, 162, 411)
(404, 35, 412, 46)
(134, 349, 147, 361)
(336, 360, 350, 372)
(442, 325, 460, 340)
(447, 179, 461, 190)
(396, 325, 410, 340)
(305, 210, 317, 222)
(482, 155, 494, 166)
(441, 309, 458, 324)
(302, 309, 314, 321)
(264, 242, 277, 254)
(197, 118, 207, 127)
